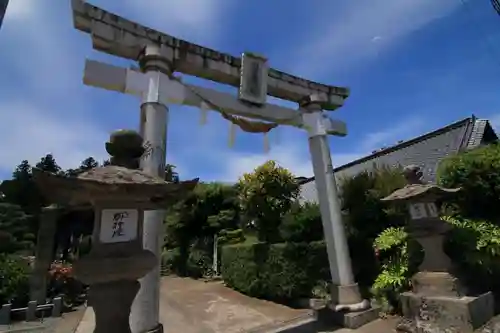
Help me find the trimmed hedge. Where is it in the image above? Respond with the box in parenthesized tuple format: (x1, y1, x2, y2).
(218, 229, 245, 245)
(221, 241, 329, 300)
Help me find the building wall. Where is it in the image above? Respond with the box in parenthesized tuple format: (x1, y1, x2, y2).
(299, 121, 472, 203)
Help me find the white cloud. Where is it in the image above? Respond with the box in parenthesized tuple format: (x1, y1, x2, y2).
(361, 116, 424, 150)
(488, 113, 500, 132)
(0, 0, 227, 176)
(0, 102, 108, 171)
(123, 0, 228, 42)
(206, 115, 427, 182)
(4, 0, 34, 20)
(290, 0, 461, 76)
(0, 0, 105, 173)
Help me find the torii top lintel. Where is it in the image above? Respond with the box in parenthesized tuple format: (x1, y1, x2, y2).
(71, 0, 350, 111)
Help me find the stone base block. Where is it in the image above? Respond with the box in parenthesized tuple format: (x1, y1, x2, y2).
(331, 283, 363, 305)
(397, 291, 494, 333)
(317, 306, 380, 329)
(143, 323, 163, 333)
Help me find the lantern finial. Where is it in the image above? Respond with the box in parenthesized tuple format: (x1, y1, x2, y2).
(105, 129, 144, 169)
(402, 164, 424, 185)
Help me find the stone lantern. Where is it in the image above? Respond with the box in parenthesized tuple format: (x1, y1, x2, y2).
(381, 165, 494, 333)
(33, 130, 198, 333)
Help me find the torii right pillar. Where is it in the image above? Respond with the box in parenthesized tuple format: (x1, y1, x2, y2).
(301, 94, 379, 329)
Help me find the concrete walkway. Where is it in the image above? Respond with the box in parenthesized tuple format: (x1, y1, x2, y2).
(75, 276, 397, 333)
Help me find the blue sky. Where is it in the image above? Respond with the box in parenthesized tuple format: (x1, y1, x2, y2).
(1, 0, 500, 182)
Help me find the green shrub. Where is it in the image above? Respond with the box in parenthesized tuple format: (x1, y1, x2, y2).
(0, 254, 31, 307)
(443, 216, 500, 295)
(340, 166, 407, 288)
(280, 202, 323, 243)
(161, 247, 182, 276)
(221, 241, 329, 300)
(218, 229, 245, 245)
(371, 227, 422, 314)
(186, 247, 213, 278)
(237, 161, 300, 243)
(372, 216, 500, 314)
(437, 144, 500, 223)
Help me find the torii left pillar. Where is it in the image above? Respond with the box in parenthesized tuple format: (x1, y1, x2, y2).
(129, 45, 170, 333)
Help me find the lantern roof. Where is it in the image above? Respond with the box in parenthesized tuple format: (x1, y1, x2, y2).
(33, 129, 198, 208)
(381, 165, 460, 202)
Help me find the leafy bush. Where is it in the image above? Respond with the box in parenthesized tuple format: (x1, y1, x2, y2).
(221, 241, 329, 300)
(339, 166, 407, 288)
(161, 247, 182, 276)
(437, 144, 500, 223)
(443, 216, 500, 295)
(372, 216, 500, 314)
(280, 202, 323, 243)
(0, 203, 35, 255)
(218, 229, 245, 245)
(237, 161, 300, 243)
(163, 182, 240, 276)
(371, 227, 422, 313)
(186, 247, 213, 278)
(47, 261, 86, 309)
(0, 254, 31, 307)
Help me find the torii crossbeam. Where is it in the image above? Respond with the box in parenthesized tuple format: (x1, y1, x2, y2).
(71, 0, 377, 331)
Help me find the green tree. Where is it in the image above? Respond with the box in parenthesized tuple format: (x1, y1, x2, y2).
(280, 202, 324, 243)
(79, 157, 98, 171)
(237, 160, 300, 243)
(1, 160, 43, 213)
(0, 203, 35, 254)
(0, 254, 32, 306)
(437, 143, 500, 223)
(164, 182, 240, 276)
(36, 154, 62, 174)
(339, 166, 407, 287)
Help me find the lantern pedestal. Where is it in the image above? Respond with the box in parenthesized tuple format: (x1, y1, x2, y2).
(73, 249, 157, 333)
(88, 280, 140, 333)
(381, 165, 496, 333)
(398, 291, 494, 333)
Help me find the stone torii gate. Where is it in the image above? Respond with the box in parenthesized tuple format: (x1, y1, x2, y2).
(71, 0, 377, 331)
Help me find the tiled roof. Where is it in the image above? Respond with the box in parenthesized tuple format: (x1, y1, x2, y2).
(299, 116, 498, 203)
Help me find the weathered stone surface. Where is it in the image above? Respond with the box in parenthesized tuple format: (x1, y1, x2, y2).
(32, 129, 198, 208)
(382, 165, 460, 202)
(478, 314, 500, 333)
(74, 249, 157, 285)
(71, 0, 349, 110)
(88, 280, 140, 333)
(397, 292, 494, 333)
(412, 272, 465, 297)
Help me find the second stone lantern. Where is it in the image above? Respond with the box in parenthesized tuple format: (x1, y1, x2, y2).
(382, 165, 494, 333)
(33, 130, 198, 333)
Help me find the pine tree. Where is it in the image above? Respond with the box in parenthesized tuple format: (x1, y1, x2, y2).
(36, 154, 62, 174)
(79, 157, 98, 171)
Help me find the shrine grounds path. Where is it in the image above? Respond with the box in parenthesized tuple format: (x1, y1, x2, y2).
(74, 276, 397, 333)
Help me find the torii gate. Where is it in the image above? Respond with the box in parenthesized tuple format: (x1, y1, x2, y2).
(71, 0, 376, 330)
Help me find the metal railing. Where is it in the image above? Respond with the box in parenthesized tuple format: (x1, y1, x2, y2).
(0, 297, 62, 325)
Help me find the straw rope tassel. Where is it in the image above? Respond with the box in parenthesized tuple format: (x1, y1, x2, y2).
(263, 132, 270, 153)
(199, 102, 209, 125)
(228, 122, 237, 148)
